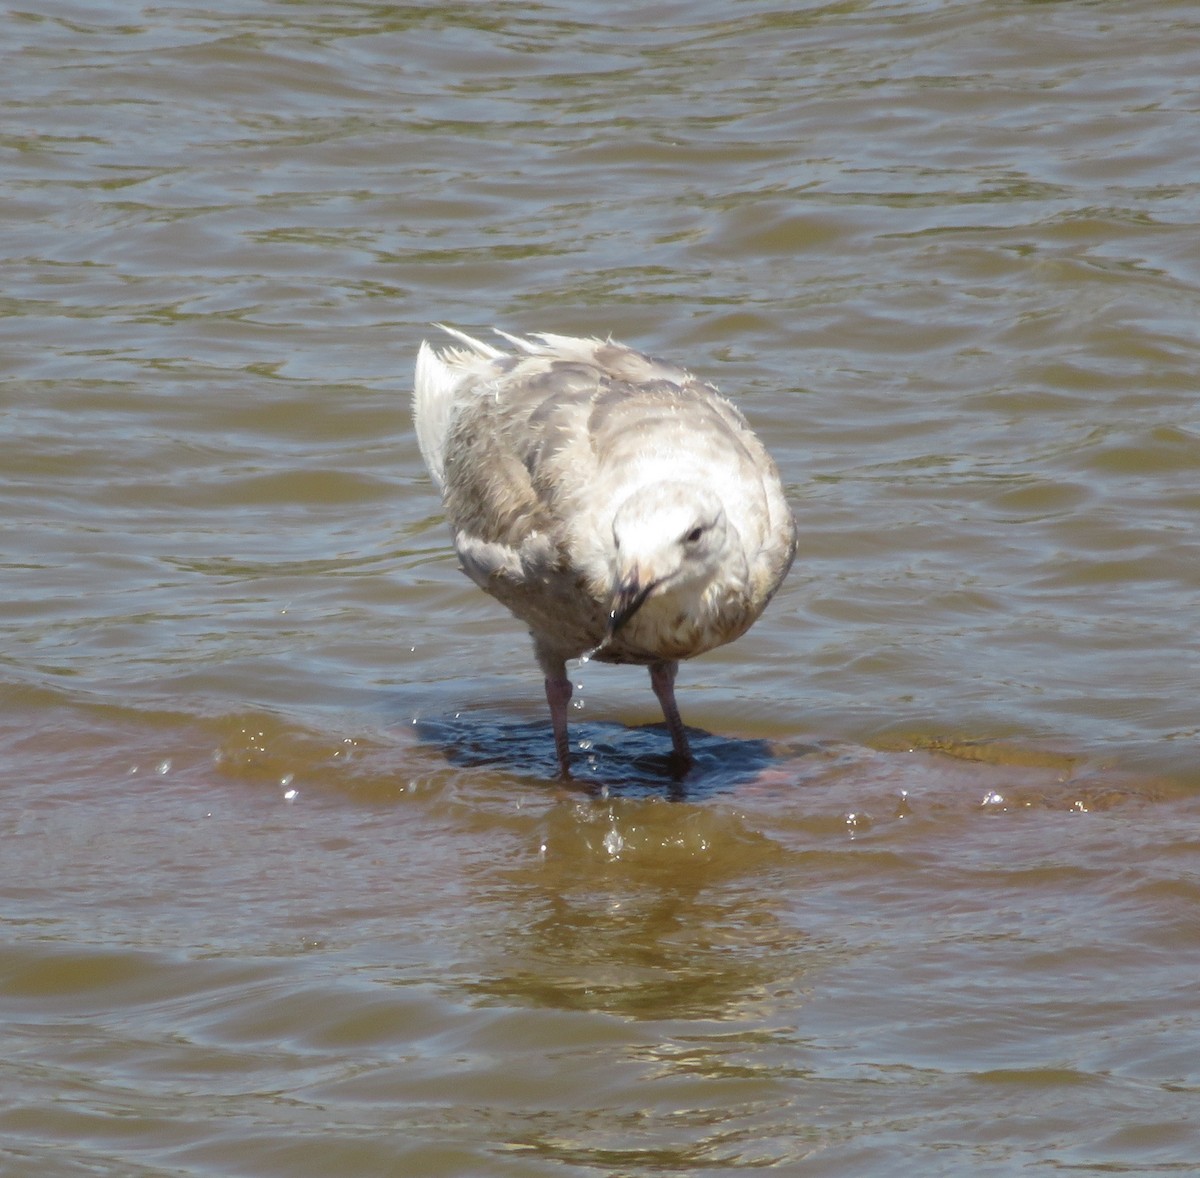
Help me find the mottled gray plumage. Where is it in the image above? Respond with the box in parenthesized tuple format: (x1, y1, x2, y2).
(413, 326, 797, 776)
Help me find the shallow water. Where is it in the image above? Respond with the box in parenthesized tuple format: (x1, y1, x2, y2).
(3, 1, 1199, 1174)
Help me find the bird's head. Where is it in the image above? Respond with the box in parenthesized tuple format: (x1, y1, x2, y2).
(606, 481, 733, 637)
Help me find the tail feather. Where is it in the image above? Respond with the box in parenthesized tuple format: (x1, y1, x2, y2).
(434, 323, 505, 359)
(413, 339, 460, 489)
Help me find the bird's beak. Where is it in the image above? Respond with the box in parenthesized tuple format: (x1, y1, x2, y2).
(607, 568, 654, 637)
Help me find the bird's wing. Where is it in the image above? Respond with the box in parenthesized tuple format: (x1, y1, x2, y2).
(413, 327, 505, 490)
(428, 334, 606, 553)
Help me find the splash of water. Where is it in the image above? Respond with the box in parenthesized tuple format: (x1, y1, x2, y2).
(602, 826, 624, 858)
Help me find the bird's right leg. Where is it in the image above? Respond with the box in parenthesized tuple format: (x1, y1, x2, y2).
(649, 659, 693, 770)
(542, 658, 573, 778)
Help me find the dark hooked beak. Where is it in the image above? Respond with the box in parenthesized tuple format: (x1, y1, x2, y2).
(607, 571, 654, 637)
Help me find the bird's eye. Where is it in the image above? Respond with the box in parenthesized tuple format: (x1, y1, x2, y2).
(684, 526, 703, 544)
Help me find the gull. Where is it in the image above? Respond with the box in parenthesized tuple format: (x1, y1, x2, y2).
(413, 326, 797, 778)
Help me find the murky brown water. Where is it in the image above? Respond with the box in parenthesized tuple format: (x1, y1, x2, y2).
(3, 1, 1199, 1174)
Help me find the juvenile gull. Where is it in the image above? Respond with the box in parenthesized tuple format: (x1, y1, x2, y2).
(413, 327, 797, 777)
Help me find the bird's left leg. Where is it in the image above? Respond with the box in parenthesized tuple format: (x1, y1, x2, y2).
(649, 659, 692, 766)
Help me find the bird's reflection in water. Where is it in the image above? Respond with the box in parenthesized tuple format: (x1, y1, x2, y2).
(413, 712, 794, 799)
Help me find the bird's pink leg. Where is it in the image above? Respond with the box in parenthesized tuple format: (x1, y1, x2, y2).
(544, 672, 574, 778)
(649, 659, 692, 766)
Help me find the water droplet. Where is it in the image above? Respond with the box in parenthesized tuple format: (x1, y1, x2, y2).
(845, 811, 872, 837)
(571, 642, 604, 670)
(602, 828, 624, 858)
(155, 759, 171, 775)
(283, 788, 298, 801)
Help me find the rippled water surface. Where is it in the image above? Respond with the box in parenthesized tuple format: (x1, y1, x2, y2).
(3, 1, 1199, 1174)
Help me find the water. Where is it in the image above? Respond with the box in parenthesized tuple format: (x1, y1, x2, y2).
(3, 1, 1199, 1174)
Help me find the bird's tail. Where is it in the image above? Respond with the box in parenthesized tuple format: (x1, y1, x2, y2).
(412, 339, 459, 490)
